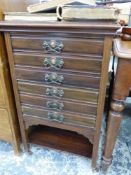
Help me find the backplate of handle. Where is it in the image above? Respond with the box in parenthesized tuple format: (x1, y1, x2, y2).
(44, 57, 64, 69)
(48, 112, 64, 123)
(46, 87, 64, 98)
(43, 40, 64, 53)
(45, 72, 64, 84)
(47, 100, 64, 111)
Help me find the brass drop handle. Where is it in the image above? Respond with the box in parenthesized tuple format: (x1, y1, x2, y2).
(45, 87, 64, 98)
(48, 112, 64, 123)
(43, 40, 64, 53)
(44, 57, 64, 69)
(45, 72, 64, 84)
(46, 100, 64, 111)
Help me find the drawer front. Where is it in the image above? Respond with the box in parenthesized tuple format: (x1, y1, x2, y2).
(15, 67, 100, 89)
(11, 36, 104, 55)
(0, 108, 12, 141)
(22, 105, 96, 128)
(14, 52, 102, 74)
(0, 80, 5, 106)
(18, 81, 98, 104)
(20, 94, 97, 115)
(0, 77, 5, 106)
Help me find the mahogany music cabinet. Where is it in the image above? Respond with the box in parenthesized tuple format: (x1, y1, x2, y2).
(0, 21, 119, 169)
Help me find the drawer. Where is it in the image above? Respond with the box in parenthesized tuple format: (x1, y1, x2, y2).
(11, 36, 104, 55)
(18, 81, 98, 104)
(22, 105, 96, 128)
(20, 93, 97, 115)
(15, 67, 100, 89)
(0, 108, 12, 141)
(14, 52, 102, 74)
(0, 76, 5, 106)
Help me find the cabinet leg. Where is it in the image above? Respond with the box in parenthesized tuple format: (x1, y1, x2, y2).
(102, 99, 125, 171)
(20, 122, 30, 152)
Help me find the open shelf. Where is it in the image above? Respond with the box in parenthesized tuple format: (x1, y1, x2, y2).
(29, 125, 93, 157)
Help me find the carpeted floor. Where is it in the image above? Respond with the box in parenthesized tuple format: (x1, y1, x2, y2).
(0, 106, 131, 175)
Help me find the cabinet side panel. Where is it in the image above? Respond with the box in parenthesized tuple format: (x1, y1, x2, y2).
(92, 36, 113, 169)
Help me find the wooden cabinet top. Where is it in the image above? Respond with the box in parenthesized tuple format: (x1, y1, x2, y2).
(0, 21, 119, 35)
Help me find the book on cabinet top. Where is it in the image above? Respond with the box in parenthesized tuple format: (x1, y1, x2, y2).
(56, 5, 121, 21)
(27, 0, 96, 13)
(4, 12, 57, 21)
